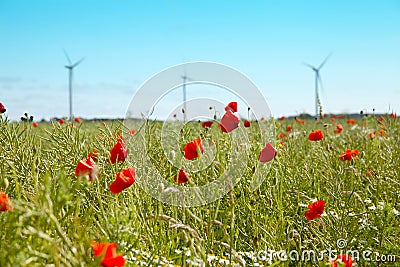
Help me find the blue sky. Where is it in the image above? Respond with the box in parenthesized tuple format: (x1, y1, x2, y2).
(0, 0, 399, 121)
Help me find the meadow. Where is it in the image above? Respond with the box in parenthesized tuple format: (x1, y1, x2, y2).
(0, 110, 399, 266)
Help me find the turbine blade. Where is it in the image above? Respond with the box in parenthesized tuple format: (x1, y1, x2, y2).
(318, 52, 333, 70)
(303, 62, 316, 70)
(72, 57, 85, 68)
(63, 49, 72, 65)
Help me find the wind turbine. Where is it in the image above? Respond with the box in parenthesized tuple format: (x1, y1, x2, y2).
(64, 50, 84, 121)
(304, 53, 332, 119)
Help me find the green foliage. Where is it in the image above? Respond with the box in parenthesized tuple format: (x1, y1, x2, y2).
(0, 115, 399, 266)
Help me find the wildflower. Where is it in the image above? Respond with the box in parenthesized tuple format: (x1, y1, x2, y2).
(183, 138, 203, 160)
(368, 132, 375, 139)
(109, 168, 136, 194)
(88, 150, 99, 161)
(174, 168, 191, 184)
(346, 119, 356, 125)
(59, 118, 65, 124)
(278, 132, 287, 139)
(243, 120, 251, 128)
(0, 102, 6, 113)
(219, 110, 240, 133)
(91, 241, 125, 267)
(331, 117, 336, 122)
(330, 254, 353, 267)
(173, 114, 177, 118)
(0, 191, 13, 212)
(259, 143, 277, 163)
(286, 125, 292, 132)
(92, 241, 107, 257)
(32, 122, 39, 128)
(75, 156, 100, 181)
(391, 113, 396, 119)
(334, 124, 343, 134)
(366, 168, 376, 177)
(201, 121, 213, 128)
(224, 101, 238, 113)
(295, 117, 306, 124)
(74, 117, 82, 123)
(279, 116, 285, 121)
(339, 149, 359, 161)
(377, 129, 387, 136)
(109, 137, 128, 164)
(337, 115, 344, 119)
(304, 200, 325, 220)
(129, 129, 135, 136)
(308, 130, 324, 141)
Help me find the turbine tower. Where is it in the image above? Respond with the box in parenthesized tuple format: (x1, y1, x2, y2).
(181, 72, 193, 122)
(304, 53, 332, 119)
(64, 50, 84, 121)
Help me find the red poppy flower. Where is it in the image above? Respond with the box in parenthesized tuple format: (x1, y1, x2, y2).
(129, 129, 135, 136)
(219, 110, 240, 133)
(337, 115, 344, 119)
(286, 125, 292, 132)
(279, 116, 285, 121)
(0, 191, 13, 212)
(243, 120, 251, 128)
(366, 168, 376, 177)
(279, 141, 286, 147)
(346, 119, 356, 125)
(91, 241, 107, 257)
(334, 124, 343, 134)
(278, 132, 287, 139)
(295, 117, 306, 124)
(202, 121, 213, 128)
(225, 101, 238, 113)
(330, 254, 353, 267)
(183, 138, 203, 160)
(109, 168, 136, 194)
(109, 138, 128, 164)
(308, 130, 324, 141)
(59, 118, 65, 124)
(0, 102, 6, 114)
(32, 122, 39, 128)
(331, 114, 336, 118)
(368, 132, 375, 139)
(174, 168, 191, 184)
(339, 149, 359, 161)
(173, 113, 177, 118)
(259, 143, 277, 163)
(75, 156, 99, 181)
(91, 241, 125, 267)
(304, 200, 325, 220)
(74, 117, 82, 123)
(391, 113, 396, 119)
(331, 117, 336, 122)
(377, 129, 387, 136)
(88, 150, 99, 161)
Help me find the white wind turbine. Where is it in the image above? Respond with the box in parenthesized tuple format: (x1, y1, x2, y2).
(304, 53, 332, 119)
(64, 50, 84, 121)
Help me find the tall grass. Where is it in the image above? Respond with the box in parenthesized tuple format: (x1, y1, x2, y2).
(0, 114, 399, 266)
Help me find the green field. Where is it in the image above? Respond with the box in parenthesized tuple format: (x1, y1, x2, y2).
(0, 114, 399, 266)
